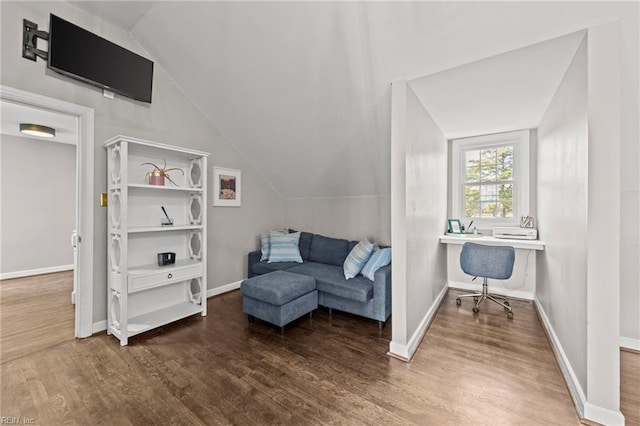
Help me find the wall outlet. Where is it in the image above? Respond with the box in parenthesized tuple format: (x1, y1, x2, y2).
(100, 193, 108, 207)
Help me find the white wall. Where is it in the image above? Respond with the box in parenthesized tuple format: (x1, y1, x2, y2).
(536, 35, 589, 395)
(0, 2, 284, 323)
(0, 134, 75, 276)
(537, 25, 623, 424)
(283, 196, 390, 244)
(390, 80, 448, 360)
(585, 22, 621, 423)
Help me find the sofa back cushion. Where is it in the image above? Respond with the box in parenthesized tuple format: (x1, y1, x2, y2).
(308, 234, 350, 266)
(298, 232, 314, 261)
(348, 240, 358, 253)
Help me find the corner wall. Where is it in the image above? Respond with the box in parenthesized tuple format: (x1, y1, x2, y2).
(389, 80, 448, 360)
(585, 21, 621, 424)
(0, 2, 284, 323)
(537, 23, 623, 425)
(536, 34, 589, 407)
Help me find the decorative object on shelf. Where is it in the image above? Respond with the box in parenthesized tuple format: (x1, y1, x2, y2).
(160, 206, 174, 226)
(157, 252, 176, 266)
(520, 215, 535, 228)
(447, 219, 463, 234)
(213, 167, 241, 207)
(141, 160, 184, 186)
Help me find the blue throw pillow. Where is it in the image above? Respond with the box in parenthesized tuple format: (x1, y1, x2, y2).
(361, 247, 391, 281)
(260, 228, 288, 261)
(343, 239, 374, 279)
(268, 231, 303, 263)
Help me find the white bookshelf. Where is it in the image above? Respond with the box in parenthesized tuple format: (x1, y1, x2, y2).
(104, 135, 209, 346)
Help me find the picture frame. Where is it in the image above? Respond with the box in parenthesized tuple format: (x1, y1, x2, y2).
(213, 167, 241, 207)
(447, 219, 463, 234)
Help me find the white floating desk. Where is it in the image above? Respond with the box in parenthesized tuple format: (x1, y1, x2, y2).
(439, 234, 545, 250)
(439, 234, 545, 300)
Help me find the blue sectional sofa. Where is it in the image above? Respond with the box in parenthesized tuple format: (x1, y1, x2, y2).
(247, 232, 392, 328)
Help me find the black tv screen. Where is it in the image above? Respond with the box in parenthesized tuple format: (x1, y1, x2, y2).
(47, 14, 153, 103)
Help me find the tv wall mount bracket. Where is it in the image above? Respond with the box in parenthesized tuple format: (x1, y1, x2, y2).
(22, 19, 49, 62)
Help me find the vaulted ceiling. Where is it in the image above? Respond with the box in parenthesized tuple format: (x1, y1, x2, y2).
(70, 1, 613, 198)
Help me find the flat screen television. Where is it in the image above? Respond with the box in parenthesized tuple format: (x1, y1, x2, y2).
(47, 14, 154, 103)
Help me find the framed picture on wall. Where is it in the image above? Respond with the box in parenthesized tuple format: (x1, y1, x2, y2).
(213, 167, 241, 207)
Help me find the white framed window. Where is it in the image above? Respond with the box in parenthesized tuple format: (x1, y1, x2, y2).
(451, 130, 530, 229)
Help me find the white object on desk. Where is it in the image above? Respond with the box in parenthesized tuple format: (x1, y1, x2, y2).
(493, 226, 538, 240)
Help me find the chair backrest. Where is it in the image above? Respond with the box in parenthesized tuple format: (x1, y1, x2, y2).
(460, 242, 515, 280)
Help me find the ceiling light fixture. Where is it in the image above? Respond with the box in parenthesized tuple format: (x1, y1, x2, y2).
(19, 123, 56, 138)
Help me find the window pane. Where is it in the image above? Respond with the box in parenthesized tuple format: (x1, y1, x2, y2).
(464, 185, 480, 217)
(480, 185, 498, 217)
(480, 149, 498, 181)
(480, 201, 498, 217)
(480, 184, 498, 202)
(496, 146, 514, 180)
(472, 183, 513, 218)
(498, 183, 513, 218)
(465, 150, 480, 182)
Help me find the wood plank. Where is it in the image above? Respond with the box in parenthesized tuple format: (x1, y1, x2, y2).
(1, 273, 637, 424)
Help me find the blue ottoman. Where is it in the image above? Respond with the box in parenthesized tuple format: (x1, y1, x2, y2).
(241, 270, 317, 333)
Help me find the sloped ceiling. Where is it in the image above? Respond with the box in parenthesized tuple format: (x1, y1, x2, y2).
(71, 1, 594, 198)
(409, 30, 586, 140)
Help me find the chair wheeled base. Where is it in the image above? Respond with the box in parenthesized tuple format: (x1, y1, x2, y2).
(456, 277, 514, 319)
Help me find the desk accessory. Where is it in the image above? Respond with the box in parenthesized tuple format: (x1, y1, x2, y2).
(160, 206, 173, 226)
(520, 216, 535, 228)
(157, 252, 176, 266)
(447, 219, 463, 234)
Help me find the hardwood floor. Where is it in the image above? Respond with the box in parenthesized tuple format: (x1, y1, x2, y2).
(1, 273, 638, 425)
(0, 271, 75, 364)
(622, 349, 640, 425)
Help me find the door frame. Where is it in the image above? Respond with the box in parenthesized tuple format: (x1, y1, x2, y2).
(1, 85, 95, 338)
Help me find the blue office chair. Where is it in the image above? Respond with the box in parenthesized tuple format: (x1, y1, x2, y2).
(456, 242, 515, 319)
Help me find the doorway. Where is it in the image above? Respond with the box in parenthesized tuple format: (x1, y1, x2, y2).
(0, 86, 94, 338)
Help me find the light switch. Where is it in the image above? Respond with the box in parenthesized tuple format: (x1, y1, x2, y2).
(100, 193, 108, 207)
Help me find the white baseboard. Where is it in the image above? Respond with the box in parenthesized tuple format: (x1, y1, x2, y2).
(534, 298, 586, 418)
(388, 283, 448, 361)
(584, 402, 625, 426)
(620, 336, 640, 351)
(448, 280, 533, 301)
(92, 320, 107, 334)
(207, 280, 243, 298)
(0, 264, 74, 280)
